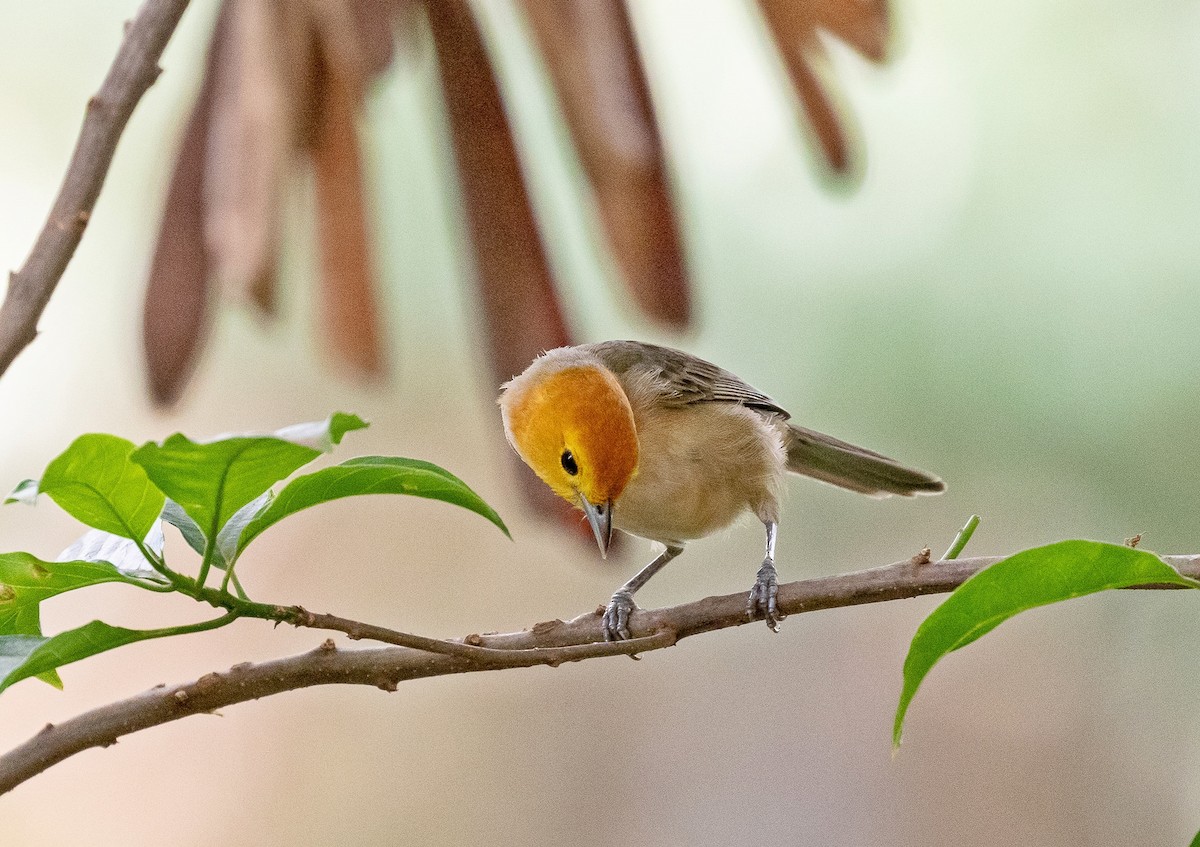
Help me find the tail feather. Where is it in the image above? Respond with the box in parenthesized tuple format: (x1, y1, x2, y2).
(784, 425, 945, 497)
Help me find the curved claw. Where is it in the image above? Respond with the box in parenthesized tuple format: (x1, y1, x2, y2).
(747, 561, 785, 632)
(603, 589, 637, 641)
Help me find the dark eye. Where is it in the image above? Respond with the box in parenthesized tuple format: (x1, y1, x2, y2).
(561, 450, 579, 476)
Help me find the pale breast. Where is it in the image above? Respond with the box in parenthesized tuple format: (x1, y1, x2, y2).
(612, 397, 788, 545)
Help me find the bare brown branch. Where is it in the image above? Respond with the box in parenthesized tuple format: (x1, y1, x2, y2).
(3, 551, 1198, 795)
(0, 0, 191, 378)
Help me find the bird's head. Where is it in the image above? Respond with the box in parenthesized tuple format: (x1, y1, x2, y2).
(499, 354, 639, 557)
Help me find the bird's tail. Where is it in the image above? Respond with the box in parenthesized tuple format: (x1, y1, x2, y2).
(784, 425, 945, 497)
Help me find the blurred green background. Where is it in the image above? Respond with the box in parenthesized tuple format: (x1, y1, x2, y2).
(2, 0, 1200, 844)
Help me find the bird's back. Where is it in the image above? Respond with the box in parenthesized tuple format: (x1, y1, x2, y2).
(584, 341, 790, 417)
(585, 340, 944, 503)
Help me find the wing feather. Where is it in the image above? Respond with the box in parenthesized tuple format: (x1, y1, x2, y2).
(585, 340, 790, 417)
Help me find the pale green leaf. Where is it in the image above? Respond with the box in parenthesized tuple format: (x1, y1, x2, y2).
(238, 456, 509, 555)
(894, 540, 1200, 748)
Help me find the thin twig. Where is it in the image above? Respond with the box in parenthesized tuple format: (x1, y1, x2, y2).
(942, 514, 981, 560)
(283, 606, 672, 663)
(3, 551, 1198, 794)
(0, 0, 192, 378)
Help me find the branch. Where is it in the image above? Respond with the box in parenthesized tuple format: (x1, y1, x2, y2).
(0, 0, 191, 378)
(3, 551, 1198, 794)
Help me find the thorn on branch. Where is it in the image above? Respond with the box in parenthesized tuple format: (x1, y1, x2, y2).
(285, 605, 314, 628)
(911, 547, 932, 566)
(84, 96, 116, 123)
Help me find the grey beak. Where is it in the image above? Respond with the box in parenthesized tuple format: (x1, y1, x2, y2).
(579, 494, 613, 559)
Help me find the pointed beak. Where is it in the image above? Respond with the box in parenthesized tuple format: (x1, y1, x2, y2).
(578, 494, 613, 559)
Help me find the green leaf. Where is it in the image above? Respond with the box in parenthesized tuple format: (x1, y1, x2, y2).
(160, 494, 271, 574)
(0, 614, 237, 695)
(161, 499, 206, 556)
(131, 414, 367, 547)
(0, 621, 155, 693)
(0, 635, 49, 686)
(0, 622, 160, 695)
(36, 435, 165, 541)
(215, 491, 272, 565)
(0, 595, 40, 639)
(236, 456, 510, 555)
(0, 553, 142, 630)
(0, 554, 147, 690)
(274, 412, 369, 452)
(5, 478, 39, 505)
(131, 433, 315, 536)
(894, 540, 1200, 749)
(58, 524, 167, 582)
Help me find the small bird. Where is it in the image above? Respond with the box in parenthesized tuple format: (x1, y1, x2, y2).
(499, 341, 945, 640)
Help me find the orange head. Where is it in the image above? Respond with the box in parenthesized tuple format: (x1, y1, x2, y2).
(499, 350, 639, 556)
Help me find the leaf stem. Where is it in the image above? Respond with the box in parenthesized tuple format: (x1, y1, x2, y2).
(185, 584, 284, 620)
(173, 583, 518, 660)
(132, 537, 187, 586)
(941, 515, 981, 561)
(229, 571, 249, 601)
(194, 542, 217, 591)
(139, 610, 240, 639)
(218, 562, 234, 594)
(134, 580, 178, 593)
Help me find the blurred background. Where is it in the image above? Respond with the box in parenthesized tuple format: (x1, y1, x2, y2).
(2, 0, 1200, 844)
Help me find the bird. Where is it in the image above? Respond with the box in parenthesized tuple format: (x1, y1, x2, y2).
(498, 340, 945, 640)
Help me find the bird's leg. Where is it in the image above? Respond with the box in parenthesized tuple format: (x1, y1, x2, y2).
(603, 545, 683, 641)
(747, 521, 784, 631)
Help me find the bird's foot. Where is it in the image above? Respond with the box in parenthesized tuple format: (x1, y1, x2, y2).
(747, 560, 785, 632)
(602, 589, 637, 641)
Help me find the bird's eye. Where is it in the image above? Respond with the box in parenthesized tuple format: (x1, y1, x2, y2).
(561, 450, 579, 476)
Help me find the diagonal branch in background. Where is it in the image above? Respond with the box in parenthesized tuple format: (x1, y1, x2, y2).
(0, 0, 192, 379)
(3, 550, 1198, 795)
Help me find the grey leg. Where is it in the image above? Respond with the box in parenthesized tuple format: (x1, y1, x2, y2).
(603, 545, 684, 641)
(747, 521, 784, 631)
